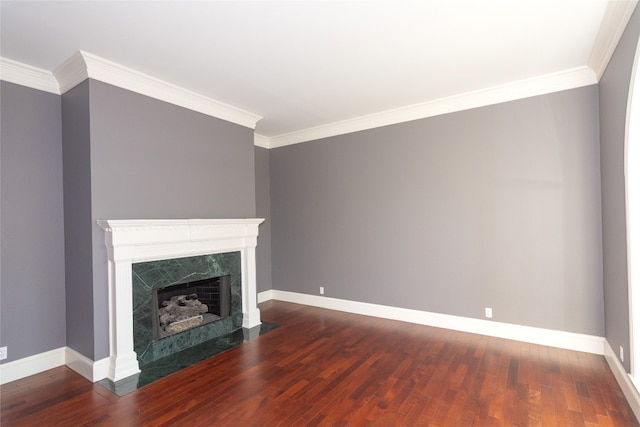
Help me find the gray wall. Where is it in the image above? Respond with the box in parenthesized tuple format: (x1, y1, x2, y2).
(1, 81, 66, 362)
(63, 79, 257, 360)
(62, 81, 95, 358)
(271, 86, 604, 336)
(599, 6, 640, 372)
(255, 146, 273, 292)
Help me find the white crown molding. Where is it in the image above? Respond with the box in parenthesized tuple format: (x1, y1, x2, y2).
(53, 51, 263, 129)
(52, 51, 89, 94)
(604, 340, 640, 422)
(589, 0, 639, 79)
(0, 57, 60, 94)
(264, 290, 605, 355)
(265, 66, 598, 148)
(2, 52, 262, 129)
(254, 134, 270, 149)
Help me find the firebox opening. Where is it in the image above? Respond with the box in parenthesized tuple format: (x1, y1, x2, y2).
(152, 275, 231, 340)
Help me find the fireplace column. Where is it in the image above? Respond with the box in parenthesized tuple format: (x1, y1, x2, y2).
(241, 244, 261, 328)
(107, 254, 142, 381)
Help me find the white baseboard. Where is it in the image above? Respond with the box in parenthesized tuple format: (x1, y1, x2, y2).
(0, 347, 66, 385)
(0, 347, 110, 385)
(604, 340, 640, 421)
(263, 290, 605, 355)
(258, 289, 274, 304)
(65, 348, 110, 382)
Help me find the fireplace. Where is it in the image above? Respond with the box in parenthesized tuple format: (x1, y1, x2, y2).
(98, 219, 264, 382)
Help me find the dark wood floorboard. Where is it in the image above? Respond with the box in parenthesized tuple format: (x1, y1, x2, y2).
(1, 300, 637, 426)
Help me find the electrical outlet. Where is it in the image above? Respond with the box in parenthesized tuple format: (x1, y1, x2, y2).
(620, 345, 625, 363)
(319, 286, 325, 295)
(485, 308, 493, 318)
(0, 346, 7, 361)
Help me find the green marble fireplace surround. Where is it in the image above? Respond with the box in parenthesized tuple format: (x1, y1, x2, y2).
(132, 251, 242, 365)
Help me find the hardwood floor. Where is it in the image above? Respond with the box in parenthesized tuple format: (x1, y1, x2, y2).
(1, 300, 638, 426)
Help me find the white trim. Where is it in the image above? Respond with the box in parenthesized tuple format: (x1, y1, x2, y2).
(604, 339, 640, 421)
(54, 51, 263, 129)
(52, 51, 89, 94)
(65, 348, 110, 382)
(265, 66, 598, 148)
(2, 52, 262, 129)
(0, 347, 66, 385)
(258, 289, 275, 304)
(265, 290, 605, 355)
(0, 57, 60, 94)
(0, 54, 602, 149)
(0, 54, 599, 151)
(589, 0, 639, 79)
(254, 134, 270, 149)
(625, 33, 640, 391)
(0, 347, 110, 385)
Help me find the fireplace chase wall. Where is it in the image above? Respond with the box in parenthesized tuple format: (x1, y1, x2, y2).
(97, 219, 264, 382)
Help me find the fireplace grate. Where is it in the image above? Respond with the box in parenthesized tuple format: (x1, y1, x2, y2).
(152, 275, 231, 340)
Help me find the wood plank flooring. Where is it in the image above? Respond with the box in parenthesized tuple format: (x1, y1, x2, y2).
(1, 300, 637, 426)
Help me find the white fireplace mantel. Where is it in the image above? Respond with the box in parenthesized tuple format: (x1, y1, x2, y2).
(97, 218, 264, 382)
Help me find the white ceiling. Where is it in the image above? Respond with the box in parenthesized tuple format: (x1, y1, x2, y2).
(0, 1, 635, 145)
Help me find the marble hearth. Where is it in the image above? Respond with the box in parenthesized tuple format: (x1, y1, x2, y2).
(97, 219, 264, 382)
